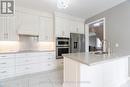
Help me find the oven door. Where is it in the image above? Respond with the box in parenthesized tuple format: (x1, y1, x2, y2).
(57, 40, 69, 47)
(56, 47, 70, 59)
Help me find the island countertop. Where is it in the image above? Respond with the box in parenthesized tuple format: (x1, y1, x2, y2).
(63, 51, 130, 66)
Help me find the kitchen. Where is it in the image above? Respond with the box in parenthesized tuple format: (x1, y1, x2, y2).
(0, 0, 130, 87)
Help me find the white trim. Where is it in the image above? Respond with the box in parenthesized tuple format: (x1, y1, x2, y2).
(85, 24, 89, 52)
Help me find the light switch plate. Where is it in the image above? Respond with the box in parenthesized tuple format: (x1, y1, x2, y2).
(115, 43, 119, 47)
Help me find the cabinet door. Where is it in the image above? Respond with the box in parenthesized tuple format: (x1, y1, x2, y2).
(0, 16, 17, 41)
(77, 22, 84, 34)
(103, 58, 128, 87)
(39, 17, 53, 42)
(55, 17, 70, 37)
(55, 17, 65, 37)
(70, 21, 78, 34)
(7, 16, 18, 41)
(16, 11, 39, 35)
(70, 21, 84, 34)
(64, 58, 80, 87)
(80, 64, 104, 87)
(0, 17, 5, 40)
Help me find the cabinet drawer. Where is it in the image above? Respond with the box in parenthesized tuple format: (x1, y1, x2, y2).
(0, 67, 15, 79)
(39, 61, 56, 72)
(16, 65, 31, 75)
(15, 64, 39, 75)
(44, 52, 55, 56)
(0, 58, 15, 68)
(0, 54, 15, 59)
(15, 57, 38, 65)
(38, 56, 55, 63)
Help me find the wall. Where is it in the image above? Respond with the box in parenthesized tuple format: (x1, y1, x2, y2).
(86, 0, 130, 53)
(85, 1, 130, 76)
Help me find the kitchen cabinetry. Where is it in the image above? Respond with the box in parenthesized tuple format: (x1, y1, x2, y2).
(70, 21, 84, 34)
(64, 58, 80, 87)
(15, 52, 56, 76)
(0, 16, 18, 41)
(0, 51, 56, 80)
(64, 57, 128, 87)
(55, 15, 85, 38)
(16, 11, 39, 35)
(55, 17, 70, 37)
(39, 17, 54, 42)
(0, 54, 15, 79)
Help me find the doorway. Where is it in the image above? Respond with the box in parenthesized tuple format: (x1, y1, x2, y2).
(87, 18, 105, 52)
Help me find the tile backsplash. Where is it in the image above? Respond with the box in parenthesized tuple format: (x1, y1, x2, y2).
(0, 41, 20, 53)
(19, 35, 38, 51)
(0, 41, 55, 53)
(38, 42, 55, 51)
(18, 35, 55, 51)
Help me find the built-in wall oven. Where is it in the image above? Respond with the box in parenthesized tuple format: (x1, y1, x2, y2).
(56, 37, 70, 59)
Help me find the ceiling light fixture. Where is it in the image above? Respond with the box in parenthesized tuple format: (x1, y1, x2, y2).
(57, 0, 70, 9)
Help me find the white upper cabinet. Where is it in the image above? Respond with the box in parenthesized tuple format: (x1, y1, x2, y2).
(55, 17, 70, 37)
(0, 16, 18, 41)
(55, 12, 85, 38)
(69, 21, 84, 34)
(39, 17, 54, 42)
(16, 11, 39, 35)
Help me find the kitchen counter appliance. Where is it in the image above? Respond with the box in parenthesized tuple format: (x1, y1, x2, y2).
(56, 37, 70, 59)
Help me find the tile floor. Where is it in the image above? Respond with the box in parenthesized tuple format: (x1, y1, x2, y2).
(0, 69, 63, 87)
(120, 80, 130, 87)
(0, 68, 130, 87)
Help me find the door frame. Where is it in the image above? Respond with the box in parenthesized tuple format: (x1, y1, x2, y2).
(85, 17, 106, 52)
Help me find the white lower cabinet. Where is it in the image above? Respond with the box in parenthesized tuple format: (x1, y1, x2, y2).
(0, 55, 15, 79)
(0, 67, 15, 79)
(64, 57, 128, 87)
(0, 52, 56, 80)
(15, 52, 56, 76)
(39, 61, 57, 72)
(16, 64, 39, 75)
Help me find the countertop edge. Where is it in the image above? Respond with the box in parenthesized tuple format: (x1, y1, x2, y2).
(63, 53, 130, 66)
(0, 50, 56, 54)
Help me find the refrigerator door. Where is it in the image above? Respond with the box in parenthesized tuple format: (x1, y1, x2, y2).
(80, 34, 85, 52)
(70, 33, 85, 53)
(70, 33, 79, 53)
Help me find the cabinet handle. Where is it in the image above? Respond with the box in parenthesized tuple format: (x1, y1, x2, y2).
(25, 60, 29, 62)
(86, 81, 91, 84)
(48, 64, 51, 66)
(0, 56, 7, 57)
(48, 58, 51, 60)
(25, 67, 29, 70)
(0, 63, 6, 64)
(4, 33, 8, 39)
(1, 71, 7, 73)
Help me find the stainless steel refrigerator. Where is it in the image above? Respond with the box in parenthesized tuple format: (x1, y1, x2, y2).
(70, 33, 85, 53)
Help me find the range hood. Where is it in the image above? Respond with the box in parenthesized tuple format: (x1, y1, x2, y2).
(17, 29, 39, 36)
(18, 34, 39, 37)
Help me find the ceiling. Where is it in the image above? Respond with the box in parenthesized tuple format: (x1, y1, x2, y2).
(16, 0, 126, 19)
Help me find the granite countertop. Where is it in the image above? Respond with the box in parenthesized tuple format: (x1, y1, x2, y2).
(63, 51, 130, 66)
(0, 50, 55, 54)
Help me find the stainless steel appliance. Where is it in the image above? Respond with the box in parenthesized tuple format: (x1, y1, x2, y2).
(56, 37, 70, 59)
(70, 33, 85, 53)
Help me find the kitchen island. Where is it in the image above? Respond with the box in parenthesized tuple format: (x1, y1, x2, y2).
(63, 52, 130, 87)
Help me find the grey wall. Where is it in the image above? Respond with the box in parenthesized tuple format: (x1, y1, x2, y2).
(86, 0, 130, 52)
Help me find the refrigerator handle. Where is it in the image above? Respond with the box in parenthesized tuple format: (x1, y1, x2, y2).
(74, 42, 78, 49)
